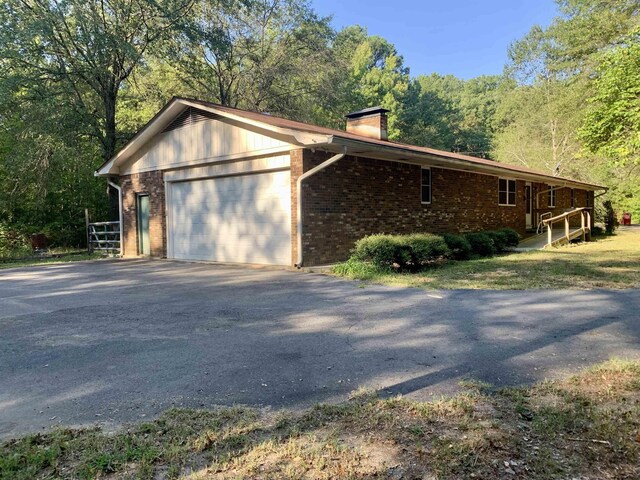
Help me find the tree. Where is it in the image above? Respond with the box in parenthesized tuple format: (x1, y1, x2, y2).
(0, 0, 194, 162)
(580, 39, 640, 166)
(492, 76, 588, 178)
(579, 37, 640, 219)
(399, 74, 502, 155)
(497, 0, 640, 218)
(345, 34, 409, 138)
(398, 75, 461, 150)
(0, 80, 107, 245)
(165, 0, 335, 121)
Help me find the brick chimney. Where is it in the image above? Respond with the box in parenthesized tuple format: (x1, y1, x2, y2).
(345, 106, 390, 140)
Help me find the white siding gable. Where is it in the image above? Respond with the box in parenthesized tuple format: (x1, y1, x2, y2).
(120, 117, 292, 174)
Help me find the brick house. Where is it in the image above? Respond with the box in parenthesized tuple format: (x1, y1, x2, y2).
(96, 97, 605, 266)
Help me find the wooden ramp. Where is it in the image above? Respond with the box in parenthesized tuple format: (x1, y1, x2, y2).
(515, 208, 592, 251)
(515, 228, 586, 251)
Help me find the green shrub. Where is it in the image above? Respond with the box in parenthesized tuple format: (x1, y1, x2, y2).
(485, 230, 509, 252)
(350, 233, 449, 271)
(405, 234, 449, 266)
(351, 234, 409, 267)
(443, 233, 471, 260)
(483, 229, 520, 253)
(0, 223, 31, 259)
(497, 228, 520, 247)
(464, 232, 496, 257)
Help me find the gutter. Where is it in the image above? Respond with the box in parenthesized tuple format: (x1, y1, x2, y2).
(295, 147, 348, 268)
(107, 179, 124, 256)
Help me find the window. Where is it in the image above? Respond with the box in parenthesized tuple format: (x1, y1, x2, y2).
(548, 188, 556, 208)
(586, 191, 591, 208)
(421, 168, 432, 204)
(499, 178, 516, 206)
(570, 188, 575, 208)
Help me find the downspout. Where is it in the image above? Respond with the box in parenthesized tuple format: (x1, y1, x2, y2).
(107, 179, 123, 256)
(295, 147, 348, 268)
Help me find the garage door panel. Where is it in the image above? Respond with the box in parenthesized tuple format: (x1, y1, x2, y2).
(169, 171, 292, 265)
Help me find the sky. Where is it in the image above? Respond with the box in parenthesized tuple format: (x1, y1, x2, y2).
(311, 0, 559, 79)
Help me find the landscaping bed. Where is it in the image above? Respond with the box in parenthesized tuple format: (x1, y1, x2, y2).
(332, 228, 640, 290)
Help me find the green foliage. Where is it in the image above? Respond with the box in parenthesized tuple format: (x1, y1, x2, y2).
(580, 39, 640, 167)
(0, 223, 30, 259)
(350, 233, 449, 271)
(602, 200, 619, 234)
(484, 229, 519, 253)
(164, 0, 336, 122)
(442, 233, 472, 260)
(464, 233, 497, 257)
(497, 0, 640, 220)
(400, 74, 502, 155)
(497, 228, 521, 247)
(405, 234, 450, 266)
(470, 229, 519, 255)
(331, 259, 390, 279)
(351, 234, 404, 267)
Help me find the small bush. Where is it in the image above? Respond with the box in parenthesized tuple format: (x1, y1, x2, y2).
(443, 233, 471, 260)
(351, 234, 409, 267)
(592, 225, 604, 236)
(0, 223, 31, 259)
(350, 233, 449, 271)
(464, 232, 496, 257)
(485, 231, 509, 253)
(497, 228, 520, 247)
(405, 234, 450, 266)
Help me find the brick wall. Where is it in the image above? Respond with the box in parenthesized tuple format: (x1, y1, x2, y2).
(292, 149, 531, 266)
(119, 149, 595, 266)
(120, 171, 166, 258)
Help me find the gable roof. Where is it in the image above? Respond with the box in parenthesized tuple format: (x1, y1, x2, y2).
(96, 97, 606, 191)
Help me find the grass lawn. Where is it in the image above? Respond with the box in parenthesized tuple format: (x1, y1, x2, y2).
(1, 360, 638, 479)
(332, 227, 640, 290)
(0, 252, 98, 270)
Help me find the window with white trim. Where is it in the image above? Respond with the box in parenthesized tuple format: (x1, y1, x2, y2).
(498, 178, 516, 206)
(548, 188, 556, 208)
(421, 168, 432, 204)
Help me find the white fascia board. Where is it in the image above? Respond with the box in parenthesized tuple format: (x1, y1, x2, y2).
(95, 99, 331, 177)
(95, 100, 189, 176)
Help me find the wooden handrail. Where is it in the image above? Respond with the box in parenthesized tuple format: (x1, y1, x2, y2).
(541, 207, 591, 247)
(542, 207, 587, 226)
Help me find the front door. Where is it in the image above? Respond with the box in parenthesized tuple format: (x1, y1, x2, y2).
(137, 194, 150, 256)
(525, 183, 533, 230)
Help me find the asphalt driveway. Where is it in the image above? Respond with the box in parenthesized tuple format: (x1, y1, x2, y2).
(1, 259, 639, 439)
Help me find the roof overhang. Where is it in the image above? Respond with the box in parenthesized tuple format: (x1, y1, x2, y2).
(95, 97, 329, 176)
(96, 97, 606, 192)
(321, 137, 606, 191)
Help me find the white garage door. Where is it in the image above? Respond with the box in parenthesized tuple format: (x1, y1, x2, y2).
(168, 170, 292, 265)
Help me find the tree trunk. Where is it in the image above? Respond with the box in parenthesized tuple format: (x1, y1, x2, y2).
(102, 87, 118, 163)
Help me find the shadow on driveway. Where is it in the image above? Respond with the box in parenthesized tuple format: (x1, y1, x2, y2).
(1, 259, 639, 439)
